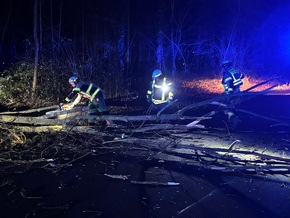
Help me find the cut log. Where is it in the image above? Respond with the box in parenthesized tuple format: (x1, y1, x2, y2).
(43, 106, 88, 119)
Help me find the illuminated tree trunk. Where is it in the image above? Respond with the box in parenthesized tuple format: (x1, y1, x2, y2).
(32, 0, 39, 96)
(39, 0, 43, 61)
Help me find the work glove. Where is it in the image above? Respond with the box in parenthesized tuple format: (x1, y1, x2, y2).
(168, 92, 174, 102)
(60, 103, 73, 111)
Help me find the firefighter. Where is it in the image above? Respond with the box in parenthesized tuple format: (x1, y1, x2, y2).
(146, 69, 174, 106)
(221, 60, 244, 94)
(62, 76, 110, 126)
(221, 60, 244, 130)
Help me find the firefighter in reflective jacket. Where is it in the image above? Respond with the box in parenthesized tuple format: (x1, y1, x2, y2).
(62, 76, 110, 126)
(221, 60, 244, 94)
(146, 69, 174, 105)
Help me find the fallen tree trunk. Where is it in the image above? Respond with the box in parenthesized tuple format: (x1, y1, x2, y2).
(177, 90, 276, 116)
(177, 78, 282, 116)
(0, 105, 59, 115)
(15, 125, 63, 133)
(236, 109, 290, 127)
(0, 113, 211, 126)
(0, 115, 62, 125)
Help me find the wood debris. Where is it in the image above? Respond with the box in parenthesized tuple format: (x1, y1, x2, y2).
(0, 79, 289, 178)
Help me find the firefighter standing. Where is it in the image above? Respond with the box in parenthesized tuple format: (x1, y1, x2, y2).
(62, 76, 110, 126)
(146, 69, 174, 106)
(221, 60, 244, 94)
(221, 60, 244, 130)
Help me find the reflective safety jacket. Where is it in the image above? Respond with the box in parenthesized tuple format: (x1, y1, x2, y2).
(65, 81, 101, 105)
(222, 68, 244, 94)
(147, 76, 174, 105)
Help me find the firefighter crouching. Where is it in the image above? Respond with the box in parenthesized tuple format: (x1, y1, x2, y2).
(61, 76, 111, 126)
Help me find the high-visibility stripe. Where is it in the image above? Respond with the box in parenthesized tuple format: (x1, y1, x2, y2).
(161, 78, 166, 101)
(152, 99, 167, 104)
(151, 77, 170, 103)
(233, 80, 242, 86)
(86, 83, 93, 94)
(73, 87, 80, 92)
(230, 70, 243, 87)
(90, 88, 101, 101)
(224, 77, 232, 83)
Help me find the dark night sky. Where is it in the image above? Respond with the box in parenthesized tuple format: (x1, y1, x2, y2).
(0, 0, 285, 43)
(1, 0, 290, 76)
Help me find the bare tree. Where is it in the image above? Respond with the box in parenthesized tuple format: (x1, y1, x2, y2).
(32, 0, 39, 96)
(0, 0, 13, 59)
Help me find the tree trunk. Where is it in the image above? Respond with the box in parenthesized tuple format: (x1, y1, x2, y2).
(32, 0, 39, 96)
(0, 0, 12, 59)
(171, 30, 176, 78)
(126, 0, 130, 75)
(156, 31, 164, 69)
(39, 0, 43, 62)
(58, 0, 63, 59)
(50, 0, 55, 61)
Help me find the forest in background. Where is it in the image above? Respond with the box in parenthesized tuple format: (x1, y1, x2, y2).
(0, 0, 289, 108)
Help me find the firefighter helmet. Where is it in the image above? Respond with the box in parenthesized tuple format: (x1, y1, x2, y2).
(221, 60, 233, 68)
(152, 69, 162, 78)
(69, 76, 79, 84)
